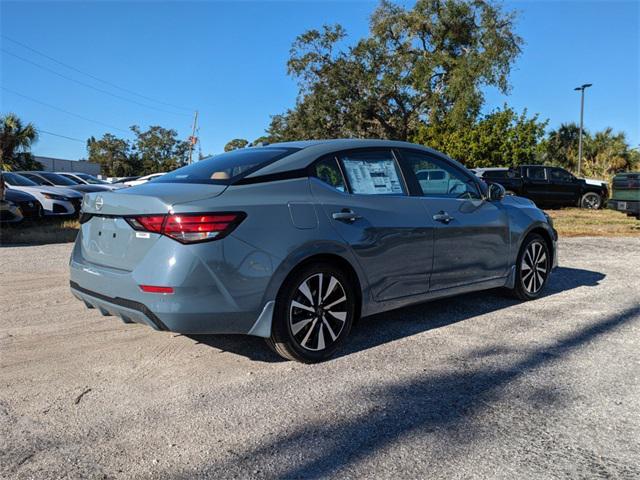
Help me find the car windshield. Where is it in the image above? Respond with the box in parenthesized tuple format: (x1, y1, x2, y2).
(76, 173, 109, 184)
(155, 147, 299, 185)
(3, 172, 39, 187)
(39, 172, 79, 185)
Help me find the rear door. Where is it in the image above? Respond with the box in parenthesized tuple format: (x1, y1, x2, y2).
(309, 149, 434, 301)
(398, 149, 510, 291)
(523, 166, 551, 205)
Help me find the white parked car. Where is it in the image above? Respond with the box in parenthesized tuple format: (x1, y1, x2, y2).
(2, 172, 82, 216)
(123, 172, 166, 186)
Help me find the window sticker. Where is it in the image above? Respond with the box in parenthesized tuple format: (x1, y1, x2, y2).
(342, 159, 403, 195)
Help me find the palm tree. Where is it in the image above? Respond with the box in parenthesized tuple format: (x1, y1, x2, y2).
(0, 113, 39, 171)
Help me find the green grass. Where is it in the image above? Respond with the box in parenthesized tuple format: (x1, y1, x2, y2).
(548, 208, 640, 237)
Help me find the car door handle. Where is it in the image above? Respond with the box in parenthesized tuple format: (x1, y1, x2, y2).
(332, 209, 361, 223)
(433, 211, 454, 224)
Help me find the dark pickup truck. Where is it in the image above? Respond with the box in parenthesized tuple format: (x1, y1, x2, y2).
(474, 165, 609, 209)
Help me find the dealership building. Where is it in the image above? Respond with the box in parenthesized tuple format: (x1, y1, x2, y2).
(34, 156, 101, 176)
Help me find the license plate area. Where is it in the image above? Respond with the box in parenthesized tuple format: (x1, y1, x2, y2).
(617, 201, 627, 210)
(81, 216, 159, 271)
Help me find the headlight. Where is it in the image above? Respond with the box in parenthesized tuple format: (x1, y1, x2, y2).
(41, 192, 69, 201)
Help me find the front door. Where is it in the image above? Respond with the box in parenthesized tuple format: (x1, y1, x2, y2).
(548, 167, 581, 205)
(398, 149, 511, 291)
(309, 149, 434, 301)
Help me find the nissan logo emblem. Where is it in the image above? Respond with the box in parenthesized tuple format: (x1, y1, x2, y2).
(95, 196, 104, 211)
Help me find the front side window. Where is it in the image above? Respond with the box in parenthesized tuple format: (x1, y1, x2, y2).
(155, 147, 298, 185)
(402, 150, 481, 199)
(312, 157, 346, 192)
(338, 150, 406, 195)
(549, 168, 573, 182)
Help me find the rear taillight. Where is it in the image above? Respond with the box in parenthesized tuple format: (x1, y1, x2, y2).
(125, 212, 245, 244)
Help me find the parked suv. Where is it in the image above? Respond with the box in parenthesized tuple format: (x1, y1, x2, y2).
(608, 172, 639, 219)
(474, 166, 608, 209)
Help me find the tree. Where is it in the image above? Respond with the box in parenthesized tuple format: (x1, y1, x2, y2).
(87, 133, 135, 177)
(267, 0, 522, 141)
(538, 123, 582, 170)
(224, 138, 249, 152)
(539, 124, 638, 179)
(130, 125, 190, 174)
(0, 113, 43, 170)
(414, 106, 547, 168)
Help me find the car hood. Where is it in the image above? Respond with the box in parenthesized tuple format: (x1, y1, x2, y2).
(502, 194, 536, 207)
(4, 189, 37, 202)
(69, 184, 112, 193)
(582, 178, 608, 187)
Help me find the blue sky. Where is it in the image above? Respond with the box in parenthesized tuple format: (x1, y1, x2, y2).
(1, 0, 638, 160)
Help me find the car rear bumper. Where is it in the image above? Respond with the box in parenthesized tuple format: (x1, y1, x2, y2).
(608, 199, 640, 215)
(68, 233, 275, 336)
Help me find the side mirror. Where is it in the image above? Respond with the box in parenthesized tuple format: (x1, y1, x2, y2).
(488, 182, 506, 201)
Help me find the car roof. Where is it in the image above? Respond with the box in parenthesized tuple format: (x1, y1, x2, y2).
(245, 139, 460, 177)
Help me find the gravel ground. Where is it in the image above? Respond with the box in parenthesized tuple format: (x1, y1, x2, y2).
(1, 237, 639, 479)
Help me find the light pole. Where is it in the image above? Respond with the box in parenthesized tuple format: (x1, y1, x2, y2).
(574, 83, 592, 176)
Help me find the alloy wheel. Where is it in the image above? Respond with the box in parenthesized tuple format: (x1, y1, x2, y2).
(521, 240, 549, 295)
(582, 193, 601, 209)
(289, 273, 348, 351)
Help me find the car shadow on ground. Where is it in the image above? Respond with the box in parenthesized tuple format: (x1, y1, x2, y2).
(187, 266, 605, 363)
(176, 303, 639, 479)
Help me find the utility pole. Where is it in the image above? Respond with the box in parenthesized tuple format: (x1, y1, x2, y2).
(573, 84, 592, 176)
(188, 110, 199, 165)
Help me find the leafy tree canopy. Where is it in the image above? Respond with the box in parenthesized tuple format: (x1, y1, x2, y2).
(414, 105, 548, 168)
(224, 138, 249, 152)
(88, 126, 190, 177)
(267, 0, 522, 142)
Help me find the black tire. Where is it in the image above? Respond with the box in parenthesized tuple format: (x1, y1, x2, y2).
(266, 262, 356, 363)
(509, 233, 551, 301)
(581, 192, 602, 209)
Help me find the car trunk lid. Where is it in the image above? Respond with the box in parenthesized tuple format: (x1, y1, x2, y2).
(79, 183, 227, 271)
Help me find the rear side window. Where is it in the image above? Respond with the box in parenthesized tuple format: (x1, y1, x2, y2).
(527, 167, 547, 180)
(312, 157, 346, 192)
(338, 150, 406, 195)
(155, 147, 298, 185)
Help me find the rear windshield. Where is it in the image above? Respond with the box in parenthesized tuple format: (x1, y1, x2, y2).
(155, 147, 298, 185)
(3, 172, 39, 187)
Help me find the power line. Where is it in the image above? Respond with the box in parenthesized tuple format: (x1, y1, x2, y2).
(1, 34, 193, 113)
(37, 129, 85, 143)
(2, 49, 190, 117)
(2, 86, 129, 134)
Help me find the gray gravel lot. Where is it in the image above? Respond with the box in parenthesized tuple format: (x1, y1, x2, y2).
(1, 237, 639, 479)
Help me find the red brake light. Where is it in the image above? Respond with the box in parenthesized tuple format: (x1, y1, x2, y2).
(139, 285, 174, 294)
(126, 212, 245, 244)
